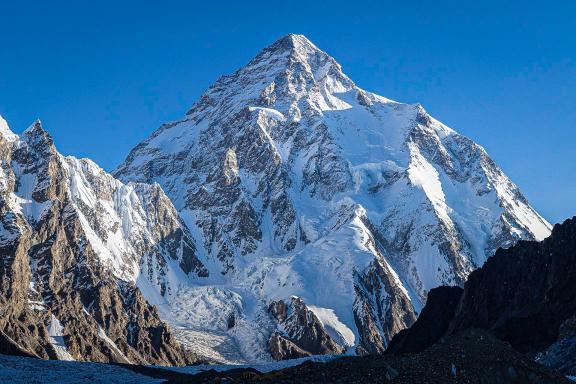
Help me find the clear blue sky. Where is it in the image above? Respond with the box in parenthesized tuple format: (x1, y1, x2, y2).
(0, 1, 574, 223)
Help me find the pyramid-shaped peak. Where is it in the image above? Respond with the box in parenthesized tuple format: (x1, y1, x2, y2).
(255, 33, 334, 61)
(244, 33, 344, 79)
(271, 34, 318, 51)
(183, 33, 351, 117)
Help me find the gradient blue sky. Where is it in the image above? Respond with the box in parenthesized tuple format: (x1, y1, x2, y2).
(0, 1, 574, 223)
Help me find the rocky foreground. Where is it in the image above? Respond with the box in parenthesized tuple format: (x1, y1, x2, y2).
(114, 216, 576, 382)
(388, 217, 576, 376)
(0, 329, 570, 383)
(92, 330, 566, 383)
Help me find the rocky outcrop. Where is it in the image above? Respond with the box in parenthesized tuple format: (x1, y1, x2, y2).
(537, 315, 576, 376)
(388, 217, 576, 375)
(268, 333, 311, 360)
(189, 329, 570, 383)
(453, 220, 575, 349)
(353, 259, 417, 355)
(0, 120, 200, 365)
(268, 297, 345, 359)
(386, 286, 463, 354)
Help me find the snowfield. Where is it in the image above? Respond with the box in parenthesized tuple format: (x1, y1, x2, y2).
(0, 353, 341, 383)
(0, 355, 163, 384)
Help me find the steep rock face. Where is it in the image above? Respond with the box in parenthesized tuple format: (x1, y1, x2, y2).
(386, 285, 463, 354)
(448, 218, 576, 354)
(0, 118, 202, 365)
(353, 257, 417, 355)
(388, 217, 576, 375)
(268, 332, 311, 360)
(115, 34, 550, 361)
(268, 297, 345, 358)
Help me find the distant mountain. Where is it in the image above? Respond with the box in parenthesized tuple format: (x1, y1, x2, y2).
(114, 34, 551, 361)
(0, 116, 204, 365)
(388, 216, 576, 376)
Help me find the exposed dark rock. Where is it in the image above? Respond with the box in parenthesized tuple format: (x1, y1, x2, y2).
(268, 332, 311, 360)
(388, 217, 576, 375)
(537, 315, 576, 376)
(186, 329, 570, 383)
(387, 286, 463, 354)
(353, 256, 417, 355)
(448, 217, 576, 358)
(268, 297, 345, 359)
(268, 300, 288, 323)
(0, 330, 39, 358)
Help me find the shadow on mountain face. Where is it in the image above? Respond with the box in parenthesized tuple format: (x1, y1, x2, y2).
(388, 217, 576, 377)
(121, 329, 565, 383)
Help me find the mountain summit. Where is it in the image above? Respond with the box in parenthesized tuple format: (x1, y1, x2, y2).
(115, 34, 551, 362)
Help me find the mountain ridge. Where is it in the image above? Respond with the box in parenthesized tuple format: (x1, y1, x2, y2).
(0, 119, 202, 365)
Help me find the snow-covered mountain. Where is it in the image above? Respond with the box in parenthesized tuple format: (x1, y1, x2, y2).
(0, 116, 204, 365)
(114, 34, 551, 362)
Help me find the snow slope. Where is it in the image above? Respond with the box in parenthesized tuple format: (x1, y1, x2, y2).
(0, 354, 163, 384)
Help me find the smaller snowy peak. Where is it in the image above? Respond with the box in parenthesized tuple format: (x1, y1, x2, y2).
(22, 119, 43, 135)
(0, 115, 17, 142)
(0, 119, 197, 366)
(0, 116, 58, 150)
(21, 120, 54, 147)
(16, 120, 59, 165)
